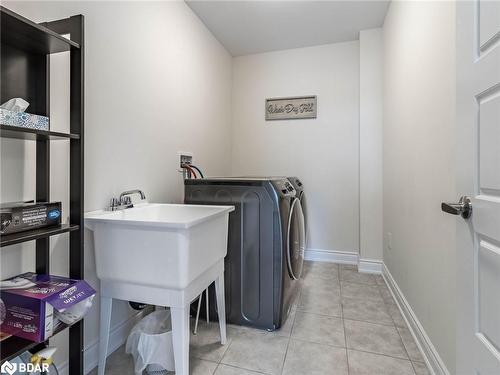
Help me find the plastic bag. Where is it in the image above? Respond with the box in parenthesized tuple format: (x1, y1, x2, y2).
(125, 309, 175, 375)
(55, 294, 95, 325)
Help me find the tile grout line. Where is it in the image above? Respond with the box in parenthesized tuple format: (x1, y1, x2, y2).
(340, 265, 351, 375)
(295, 309, 342, 319)
(342, 316, 397, 328)
(278, 306, 297, 375)
(380, 277, 419, 374)
(395, 324, 420, 375)
(289, 317, 416, 362)
(409, 361, 420, 375)
(288, 336, 347, 351)
(347, 348, 417, 364)
(212, 362, 220, 375)
(343, 265, 413, 366)
(215, 362, 271, 375)
(212, 323, 237, 369)
(202, 340, 417, 375)
(410, 360, 429, 375)
(279, 284, 301, 375)
(379, 280, 398, 329)
(375, 278, 411, 363)
(339, 281, 386, 303)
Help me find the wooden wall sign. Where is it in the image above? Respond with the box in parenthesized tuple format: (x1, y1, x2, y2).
(265, 96, 317, 120)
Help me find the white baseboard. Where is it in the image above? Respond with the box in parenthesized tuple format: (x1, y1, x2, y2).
(304, 248, 358, 264)
(382, 264, 450, 375)
(57, 310, 146, 375)
(358, 259, 383, 274)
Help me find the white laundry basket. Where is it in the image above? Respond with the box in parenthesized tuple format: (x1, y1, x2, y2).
(125, 309, 175, 375)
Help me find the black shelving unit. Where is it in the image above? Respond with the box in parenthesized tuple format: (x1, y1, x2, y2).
(0, 124, 80, 140)
(0, 6, 85, 374)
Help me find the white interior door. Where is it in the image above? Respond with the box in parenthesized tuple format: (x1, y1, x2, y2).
(455, 1, 500, 374)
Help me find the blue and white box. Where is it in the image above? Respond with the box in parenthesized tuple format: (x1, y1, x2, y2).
(0, 109, 49, 131)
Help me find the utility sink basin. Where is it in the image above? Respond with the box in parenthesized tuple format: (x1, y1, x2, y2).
(85, 203, 234, 290)
(86, 202, 234, 375)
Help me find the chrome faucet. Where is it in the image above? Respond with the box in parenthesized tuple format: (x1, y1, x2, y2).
(119, 189, 146, 201)
(108, 189, 146, 211)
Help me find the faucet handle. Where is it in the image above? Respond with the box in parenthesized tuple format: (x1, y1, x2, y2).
(121, 196, 132, 206)
(109, 197, 120, 211)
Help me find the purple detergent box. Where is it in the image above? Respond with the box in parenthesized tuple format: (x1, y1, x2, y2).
(0, 273, 96, 342)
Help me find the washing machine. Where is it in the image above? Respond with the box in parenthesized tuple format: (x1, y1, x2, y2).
(184, 177, 305, 330)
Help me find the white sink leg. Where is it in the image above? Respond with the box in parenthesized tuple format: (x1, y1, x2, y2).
(98, 296, 112, 375)
(215, 272, 227, 345)
(171, 305, 190, 375)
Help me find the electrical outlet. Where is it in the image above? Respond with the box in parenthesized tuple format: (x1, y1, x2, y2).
(178, 152, 193, 167)
(387, 232, 393, 250)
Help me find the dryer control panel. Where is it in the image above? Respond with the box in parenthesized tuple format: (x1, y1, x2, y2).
(273, 179, 296, 197)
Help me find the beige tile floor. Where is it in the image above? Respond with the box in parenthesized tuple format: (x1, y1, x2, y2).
(90, 262, 431, 375)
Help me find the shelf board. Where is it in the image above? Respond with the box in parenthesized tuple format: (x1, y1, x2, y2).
(1, 6, 80, 54)
(0, 224, 79, 248)
(0, 321, 75, 364)
(0, 124, 80, 140)
(0, 336, 38, 364)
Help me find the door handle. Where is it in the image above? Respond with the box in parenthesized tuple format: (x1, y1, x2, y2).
(441, 196, 472, 219)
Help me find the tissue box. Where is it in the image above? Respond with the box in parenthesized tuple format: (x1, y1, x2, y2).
(0, 273, 96, 342)
(0, 109, 49, 131)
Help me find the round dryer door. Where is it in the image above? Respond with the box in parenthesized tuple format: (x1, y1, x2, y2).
(298, 191, 308, 246)
(287, 198, 306, 280)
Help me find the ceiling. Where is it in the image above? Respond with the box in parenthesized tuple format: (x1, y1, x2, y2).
(186, 1, 390, 56)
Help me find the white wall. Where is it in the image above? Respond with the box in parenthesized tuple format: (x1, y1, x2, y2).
(383, 1, 456, 372)
(359, 28, 383, 267)
(1, 1, 458, 373)
(231, 42, 360, 257)
(0, 1, 232, 372)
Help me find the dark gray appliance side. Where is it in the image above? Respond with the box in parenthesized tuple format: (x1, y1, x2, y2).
(184, 180, 284, 330)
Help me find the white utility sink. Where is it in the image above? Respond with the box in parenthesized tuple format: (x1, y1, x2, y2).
(85, 203, 234, 290)
(85, 203, 234, 375)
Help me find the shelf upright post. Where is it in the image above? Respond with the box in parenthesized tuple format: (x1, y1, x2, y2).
(35, 35, 51, 275)
(69, 15, 84, 375)
(43, 14, 85, 375)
